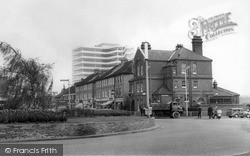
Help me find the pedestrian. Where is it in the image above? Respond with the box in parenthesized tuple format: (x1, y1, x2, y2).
(213, 105, 218, 119)
(139, 105, 143, 116)
(208, 105, 213, 119)
(197, 103, 202, 119)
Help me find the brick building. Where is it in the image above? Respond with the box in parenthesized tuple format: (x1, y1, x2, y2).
(75, 59, 133, 110)
(129, 36, 239, 111)
(55, 85, 76, 110)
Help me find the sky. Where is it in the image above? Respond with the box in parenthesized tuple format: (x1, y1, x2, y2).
(0, 0, 249, 97)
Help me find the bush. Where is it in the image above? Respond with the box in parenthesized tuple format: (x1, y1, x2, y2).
(62, 108, 131, 117)
(0, 109, 67, 123)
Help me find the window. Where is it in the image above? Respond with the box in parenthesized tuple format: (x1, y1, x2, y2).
(140, 65, 143, 75)
(102, 91, 105, 98)
(181, 63, 187, 74)
(193, 63, 197, 74)
(130, 84, 134, 93)
(172, 67, 176, 75)
(140, 82, 143, 92)
(174, 80, 178, 89)
(137, 65, 140, 76)
(137, 82, 140, 92)
(182, 80, 186, 88)
(193, 81, 198, 88)
(109, 90, 112, 97)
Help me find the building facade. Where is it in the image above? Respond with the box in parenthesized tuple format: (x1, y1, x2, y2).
(72, 43, 134, 83)
(55, 85, 76, 110)
(129, 36, 239, 111)
(74, 60, 133, 110)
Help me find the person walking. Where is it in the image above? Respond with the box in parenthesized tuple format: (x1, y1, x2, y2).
(208, 105, 213, 119)
(197, 103, 202, 119)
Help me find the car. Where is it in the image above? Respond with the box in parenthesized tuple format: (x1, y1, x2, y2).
(239, 110, 250, 118)
(226, 108, 243, 118)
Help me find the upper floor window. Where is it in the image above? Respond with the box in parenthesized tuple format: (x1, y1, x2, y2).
(130, 84, 134, 93)
(137, 65, 140, 76)
(137, 82, 140, 93)
(193, 81, 198, 88)
(181, 80, 186, 88)
(181, 63, 187, 74)
(172, 67, 176, 75)
(193, 63, 197, 74)
(140, 82, 143, 92)
(174, 80, 178, 89)
(140, 65, 144, 75)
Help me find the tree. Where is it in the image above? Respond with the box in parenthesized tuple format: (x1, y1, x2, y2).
(0, 42, 54, 109)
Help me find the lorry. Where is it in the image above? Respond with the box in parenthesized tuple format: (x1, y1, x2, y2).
(151, 101, 184, 118)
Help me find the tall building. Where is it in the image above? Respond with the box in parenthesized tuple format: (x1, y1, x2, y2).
(72, 43, 134, 83)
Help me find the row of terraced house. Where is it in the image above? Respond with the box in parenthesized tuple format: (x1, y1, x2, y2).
(55, 36, 240, 111)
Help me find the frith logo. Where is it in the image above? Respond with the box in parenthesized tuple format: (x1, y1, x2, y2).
(188, 12, 238, 41)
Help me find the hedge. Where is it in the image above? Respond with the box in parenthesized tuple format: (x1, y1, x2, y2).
(0, 109, 67, 123)
(62, 108, 131, 117)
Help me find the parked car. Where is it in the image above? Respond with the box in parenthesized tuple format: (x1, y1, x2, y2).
(226, 108, 243, 118)
(239, 110, 250, 118)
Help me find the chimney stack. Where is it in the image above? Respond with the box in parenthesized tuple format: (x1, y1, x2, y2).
(213, 80, 218, 89)
(175, 44, 183, 50)
(192, 36, 203, 55)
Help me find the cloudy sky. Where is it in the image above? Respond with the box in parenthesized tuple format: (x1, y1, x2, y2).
(0, 0, 249, 96)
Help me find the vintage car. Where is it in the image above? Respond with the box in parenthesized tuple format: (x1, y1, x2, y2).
(226, 108, 243, 118)
(239, 110, 250, 118)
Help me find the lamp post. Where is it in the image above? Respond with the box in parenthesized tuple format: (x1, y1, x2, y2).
(185, 66, 190, 117)
(141, 42, 151, 118)
(60, 79, 70, 108)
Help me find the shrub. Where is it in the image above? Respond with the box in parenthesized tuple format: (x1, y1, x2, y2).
(0, 109, 67, 123)
(62, 108, 131, 117)
(76, 124, 97, 136)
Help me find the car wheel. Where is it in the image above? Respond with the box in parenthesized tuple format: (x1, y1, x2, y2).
(172, 112, 180, 118)
(234, 114, 239, 118)
(229, 116, 232, 118)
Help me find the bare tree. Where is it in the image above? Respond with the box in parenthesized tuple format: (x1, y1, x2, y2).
(0, 42, 53, 109)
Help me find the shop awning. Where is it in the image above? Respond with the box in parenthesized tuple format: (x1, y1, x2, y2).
(101, 100, 113, 106)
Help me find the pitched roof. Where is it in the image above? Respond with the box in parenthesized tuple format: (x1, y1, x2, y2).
(97, 61, 133, 81)
(148, 49, 173, 61)
(55, 85, 75, 98)
(152, 84, 172, 95)
(168, 47, 212, 61)
(75, 72, 103, 86)
(213, 87, 240, 96)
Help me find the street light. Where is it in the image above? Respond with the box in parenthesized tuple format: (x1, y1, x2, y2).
(141, 42, 151, 118)
(60, 79, 70, 108)
(185, 66, 190, 117)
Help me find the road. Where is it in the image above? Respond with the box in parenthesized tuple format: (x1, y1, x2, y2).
(20, 117, 250, 156)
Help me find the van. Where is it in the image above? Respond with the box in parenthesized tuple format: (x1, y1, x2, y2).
(226, 108, 243, 118)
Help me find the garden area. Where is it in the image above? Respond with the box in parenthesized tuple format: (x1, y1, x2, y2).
(0, 108, 155, 142)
